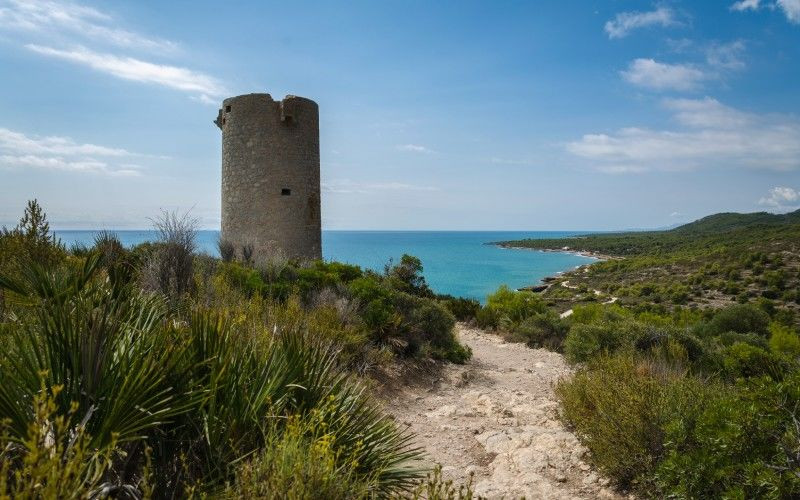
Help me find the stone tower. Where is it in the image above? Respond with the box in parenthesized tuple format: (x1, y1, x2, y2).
(215, 93, 322, 261)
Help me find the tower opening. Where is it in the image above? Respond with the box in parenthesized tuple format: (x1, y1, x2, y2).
(281, 188, 291, 196)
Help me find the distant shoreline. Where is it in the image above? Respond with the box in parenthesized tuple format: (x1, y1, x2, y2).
(493, 244, 620, 292)
(494, 243, 617, 262)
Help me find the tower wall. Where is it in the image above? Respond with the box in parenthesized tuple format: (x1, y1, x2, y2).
(216, 93, 321, 261)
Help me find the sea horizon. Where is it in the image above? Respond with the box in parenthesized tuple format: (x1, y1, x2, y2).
(53, 229, 597, 302)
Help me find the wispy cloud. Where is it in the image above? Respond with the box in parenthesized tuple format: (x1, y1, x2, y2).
(777, 0, 800, 22)
(0, 127, 129, 156)
(566, 97, 800, 173)
(0, 0, 177, 52)
(0, 127, 148, 176)
(705, 40, 746, 70)
(26, 45, 225, 99)
(730, 0, 800, 24)
(0, 0, 225, 102)
(397, 144, 435, 153)
(324, 179, 439, 194)
(621, 58, 708, 91)
(665, 96, 750, 128)
(604, 7, 678, 39)
(731, 0, 761, 11)
(759, 186, 799, 211)
(621, 42, 746, 93)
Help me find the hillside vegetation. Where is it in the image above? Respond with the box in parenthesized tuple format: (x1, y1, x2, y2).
(0, 200, 474, 498)
(497, 209, 800, 315)
(472, 210, 800, 497)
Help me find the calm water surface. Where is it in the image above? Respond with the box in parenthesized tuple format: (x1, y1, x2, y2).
(54, 230, 595, 302)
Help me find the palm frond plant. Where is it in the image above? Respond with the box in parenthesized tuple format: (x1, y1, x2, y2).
(0, 255, 199, 451)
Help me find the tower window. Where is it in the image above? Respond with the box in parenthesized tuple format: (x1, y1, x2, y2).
(225, 105, 231, 113)
(281, 188, 291, 196)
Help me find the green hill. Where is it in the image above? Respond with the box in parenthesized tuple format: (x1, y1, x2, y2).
(672, 209, 800, 235)
(498, 209, 800, 257)
(497, 209, 800, 315)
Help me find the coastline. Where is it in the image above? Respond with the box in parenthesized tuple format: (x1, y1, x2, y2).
(494, 243, 618, 263)
(496, 244, 621, 292)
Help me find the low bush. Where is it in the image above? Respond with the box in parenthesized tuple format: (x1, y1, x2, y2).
(769, 323, 800, 359)
(556, 354, 672, 490)
(481, 285, 547, 329)
(703, 303, 771, 337)
(557, 346, 800, 497)
(476, 286, 561, 349)
(656, 374, 800, 498)
(226, 415, 374, 498)
(437, 294, 481, 322)
(721, 342, 786, 380)
(510, 311, 569, 351)
(0, 387, 125, 497)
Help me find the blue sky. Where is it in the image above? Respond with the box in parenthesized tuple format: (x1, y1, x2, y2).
(0, 0, 799, 230)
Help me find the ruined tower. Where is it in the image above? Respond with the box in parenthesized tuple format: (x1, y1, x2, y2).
(215, 93, 322, 261)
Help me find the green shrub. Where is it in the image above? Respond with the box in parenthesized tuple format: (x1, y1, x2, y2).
(656, 374, 800, 498)
(705, 304, 771, 337)
(475, 305, 500, 329)
(563, 320, 643, 362)
(716, 331, 769, 349)
(0, 386, 125, 497)
(0, 200, 65, 281)
(556, 354, 669, 490)
(347, 275, 470, 363)
(438, 294, 481, 322)
(406, 465, 476, 500)
(385, 254, 433, 297)
(477, 285, 548, 333)
(557, 354, 728, 493)
(769, 323, 800, 359)
(512, 312, 569, 351)
(721, 342, 786, 380)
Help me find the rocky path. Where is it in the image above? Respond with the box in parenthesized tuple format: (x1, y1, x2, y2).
(383, 325, 621, 499)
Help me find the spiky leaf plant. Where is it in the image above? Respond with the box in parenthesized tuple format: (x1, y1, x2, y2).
(0, 256, 198, 451)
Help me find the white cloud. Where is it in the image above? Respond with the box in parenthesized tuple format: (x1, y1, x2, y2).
(759, 186, 799, 211)
(0, 127, 147, 176)
(731, 0, 800, 23)
(604, 7, 677, 39)
(324, 179, 439, 194)
(664, 97, 750, 128)
(0, 0, 177, 52)
(397, 144, 434, 153)
(26, 45, 225, 98)
(705, 40, 746, 70)
(0, 127, 129, 156)
(566, 98, 800, 173)
(0, 1, 225, 102)
(731, 0, 761, 11)
(777, 0, 800, 23)
(621, 58, 708, 91)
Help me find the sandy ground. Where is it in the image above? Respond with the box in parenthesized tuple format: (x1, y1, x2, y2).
(382, 325, 622, 499)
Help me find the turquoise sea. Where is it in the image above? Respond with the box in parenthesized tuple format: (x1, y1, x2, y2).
(53, 230, 596, 302)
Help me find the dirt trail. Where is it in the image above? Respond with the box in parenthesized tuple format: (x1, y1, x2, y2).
(382, 325, 621, 499)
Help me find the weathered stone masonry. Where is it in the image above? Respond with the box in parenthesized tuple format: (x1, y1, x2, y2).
(215, 93, 322, 260)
